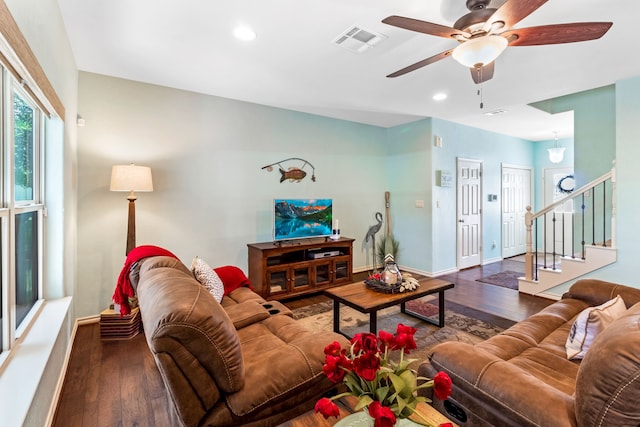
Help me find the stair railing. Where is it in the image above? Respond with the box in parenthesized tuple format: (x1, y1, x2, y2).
(523, 162, 616, 281)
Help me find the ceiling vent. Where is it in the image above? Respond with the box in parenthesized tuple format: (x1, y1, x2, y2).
(332, 25, 386, 53)
(485, 109, 507, 116)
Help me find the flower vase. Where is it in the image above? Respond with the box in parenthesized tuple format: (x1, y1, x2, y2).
(334, 411, 421, 427)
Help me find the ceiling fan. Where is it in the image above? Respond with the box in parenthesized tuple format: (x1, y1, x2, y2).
(382, 0, 612, 84)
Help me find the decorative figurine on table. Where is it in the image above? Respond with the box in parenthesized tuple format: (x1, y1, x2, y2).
(382, 254, 402, 285)
(365, 212, 384, 271)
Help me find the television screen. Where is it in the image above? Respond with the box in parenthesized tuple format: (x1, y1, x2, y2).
(274, 198, 332, 241)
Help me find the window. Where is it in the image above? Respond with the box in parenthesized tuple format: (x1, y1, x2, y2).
(14, 93, 36, 202)
(0, 77, 44, 352)
(15, 211, 39, 326)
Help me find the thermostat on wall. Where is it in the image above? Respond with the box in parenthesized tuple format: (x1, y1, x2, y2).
(436, 170, 453, 187)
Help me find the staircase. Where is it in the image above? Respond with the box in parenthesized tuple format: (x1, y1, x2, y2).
(518, 163, 617, 299)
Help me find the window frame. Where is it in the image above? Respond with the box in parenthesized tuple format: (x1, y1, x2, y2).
(0, 70, 46, 353)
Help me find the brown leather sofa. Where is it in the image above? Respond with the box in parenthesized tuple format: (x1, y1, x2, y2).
(418, 278, 640, 427)
(134, 256, 349, 427)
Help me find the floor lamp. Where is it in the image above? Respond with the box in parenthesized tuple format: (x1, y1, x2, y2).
(110, 164, 153, 255)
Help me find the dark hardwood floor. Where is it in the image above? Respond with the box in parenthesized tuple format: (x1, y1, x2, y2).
(52, 259, 553, 427)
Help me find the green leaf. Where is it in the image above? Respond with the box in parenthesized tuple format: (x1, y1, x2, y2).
(388, 372, 405, 392)
(395, 395, 407, 414)
(375, 386, 389, 402)
(355, 395, 374, 411)
(400, 369, 417, 389)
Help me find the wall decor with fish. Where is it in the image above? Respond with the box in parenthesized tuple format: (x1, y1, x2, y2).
(261, 158, 316, 183)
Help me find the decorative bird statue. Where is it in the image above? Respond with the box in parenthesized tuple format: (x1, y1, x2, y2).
(365, 212, 384, 272)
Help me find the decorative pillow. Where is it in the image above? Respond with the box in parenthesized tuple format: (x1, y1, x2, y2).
(191, 256, 224, 303)
(566, 295, 627, 360)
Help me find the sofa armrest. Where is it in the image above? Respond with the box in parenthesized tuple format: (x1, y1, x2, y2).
(224, 300, 270, 329)
(562, 279, 640, 308)
(575, 301, 640, 426)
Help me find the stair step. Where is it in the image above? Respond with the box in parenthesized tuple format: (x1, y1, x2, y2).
(518, 246, 617, 296)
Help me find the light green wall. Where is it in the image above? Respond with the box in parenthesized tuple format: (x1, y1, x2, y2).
(531, 86, 615, 185)
(588, 76, 640, 285)
(385, 119, 434, 273)
(384, 117, 537, 275)
(430, 119, 535, 272)
(77, 72, 390, 317)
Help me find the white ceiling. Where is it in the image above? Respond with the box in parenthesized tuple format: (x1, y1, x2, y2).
(57, 0, 638, 141)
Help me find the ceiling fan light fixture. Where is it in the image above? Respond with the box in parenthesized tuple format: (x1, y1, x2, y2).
(452, 35, 508, 68)
(233, 26, 257, 41)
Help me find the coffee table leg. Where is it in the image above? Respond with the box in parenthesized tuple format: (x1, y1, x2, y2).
(369, 312, 377, 335)
(401, 290, 446, 328)
(333, 300, 340, 334)
(438, 290, 445, 327)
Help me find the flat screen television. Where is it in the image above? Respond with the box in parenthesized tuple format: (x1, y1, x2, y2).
(273, 198, 332, 241)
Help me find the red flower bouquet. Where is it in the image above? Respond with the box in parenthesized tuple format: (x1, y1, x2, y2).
(314, 324, 452, 427)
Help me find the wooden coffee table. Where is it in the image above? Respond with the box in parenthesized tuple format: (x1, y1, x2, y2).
(324, 278, 454, 338)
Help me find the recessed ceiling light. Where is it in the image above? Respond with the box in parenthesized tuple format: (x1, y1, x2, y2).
(432, 93, 447, 101)
(233, 26, 256, 41)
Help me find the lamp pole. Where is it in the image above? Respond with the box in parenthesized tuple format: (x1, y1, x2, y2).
(126, 191, 137, 255)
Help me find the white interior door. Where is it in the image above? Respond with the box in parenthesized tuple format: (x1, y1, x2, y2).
(502, 165, 532, 258)
(544, 167, 574, 256)
(457, 158, 482, 269)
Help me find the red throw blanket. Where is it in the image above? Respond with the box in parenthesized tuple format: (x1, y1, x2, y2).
(113, 245, 178, 315)
(214, 265, 254, 296)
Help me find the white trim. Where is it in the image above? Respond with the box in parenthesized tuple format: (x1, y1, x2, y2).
(0, 297, 71, 427)
(44, 313, 80, 427)
(77, 315, 99, 325)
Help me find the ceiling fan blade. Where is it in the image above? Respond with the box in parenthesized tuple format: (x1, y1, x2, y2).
(382, 15, 469, 39)
(387, 49, 454, 78)
(470, 62, 495, 84)
(484, 0, 548, 32)
(502, 22, 613, 46)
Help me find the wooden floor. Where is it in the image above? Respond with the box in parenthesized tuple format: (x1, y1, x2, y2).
(52, 259, 553, 427)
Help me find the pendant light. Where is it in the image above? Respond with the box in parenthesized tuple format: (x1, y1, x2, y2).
(547, 132, 565, 163)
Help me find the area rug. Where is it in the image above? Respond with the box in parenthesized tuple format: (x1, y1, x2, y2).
(476, 270, 522, 290)
(292, 297, 504, 369)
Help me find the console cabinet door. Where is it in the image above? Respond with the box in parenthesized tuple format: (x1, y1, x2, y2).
(332, 256, 352, 284)
(265, 265, 290, 297)
(313, 261, 332, 287)
(291, 263, 312, 292)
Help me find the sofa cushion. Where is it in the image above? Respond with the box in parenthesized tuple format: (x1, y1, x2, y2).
(226, 315, 345, 416)
(575, 301, 640, 426)
(224, 300, 270, 329)
(222, 286, 266, 307)
(191, 256, 225, 302)
(565, 294, 626, 360)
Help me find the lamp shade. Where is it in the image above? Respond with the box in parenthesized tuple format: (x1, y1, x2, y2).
(547, 147, 565, 164)
(452, 35, 508, 68)
(110, 164, 153, 192)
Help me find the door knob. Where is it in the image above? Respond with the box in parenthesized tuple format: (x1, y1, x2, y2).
(458, 219, 464, 223)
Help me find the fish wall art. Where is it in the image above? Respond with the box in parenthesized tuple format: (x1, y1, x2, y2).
(262, 158, 316, 183)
